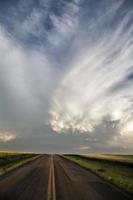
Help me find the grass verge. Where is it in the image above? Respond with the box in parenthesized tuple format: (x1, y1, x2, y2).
(0, 152, 41, 175)
(63, 155, 133, 194)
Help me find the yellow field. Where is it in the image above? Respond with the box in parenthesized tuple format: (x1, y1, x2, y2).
(80, 154, 133, 164)
(0, 151, 36, 156)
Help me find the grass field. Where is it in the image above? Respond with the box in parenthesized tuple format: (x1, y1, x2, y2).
(81, 154, 133, 164)
(0, 151, 40, 175)
(64, 154, 133, 194)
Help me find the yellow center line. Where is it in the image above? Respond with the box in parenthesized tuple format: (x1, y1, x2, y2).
(47, 155, 56, 200)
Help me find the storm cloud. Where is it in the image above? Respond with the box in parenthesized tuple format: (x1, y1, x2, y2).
(0, 0, 133, 153)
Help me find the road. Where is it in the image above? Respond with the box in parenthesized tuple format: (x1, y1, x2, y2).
(0, 155, 132, 200)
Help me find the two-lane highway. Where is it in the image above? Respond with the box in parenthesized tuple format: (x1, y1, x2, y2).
(0, 155, 132, 200)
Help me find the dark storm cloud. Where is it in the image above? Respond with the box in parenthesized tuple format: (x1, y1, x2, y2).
(0, 0, 133, 153)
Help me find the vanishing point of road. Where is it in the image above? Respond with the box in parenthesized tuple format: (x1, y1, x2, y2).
(0, 155, 132, 200)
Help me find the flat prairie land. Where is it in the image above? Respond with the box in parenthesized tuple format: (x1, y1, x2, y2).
(81, 154, 133, 164)
(0, 151, 40, 175)
(64, 154, 133, 194)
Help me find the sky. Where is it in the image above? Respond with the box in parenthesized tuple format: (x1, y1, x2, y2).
(0, 0, 133, 153)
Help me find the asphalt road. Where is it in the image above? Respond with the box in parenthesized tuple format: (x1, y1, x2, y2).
(0, 155, 132, 200)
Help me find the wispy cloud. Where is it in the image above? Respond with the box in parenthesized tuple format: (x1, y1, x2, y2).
(49, 0, 133, 150)
(0, 0, 133, 152)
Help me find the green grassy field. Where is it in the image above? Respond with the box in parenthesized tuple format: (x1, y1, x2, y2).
(64, 154, 133, 194)
(0, 151, 40, 175)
